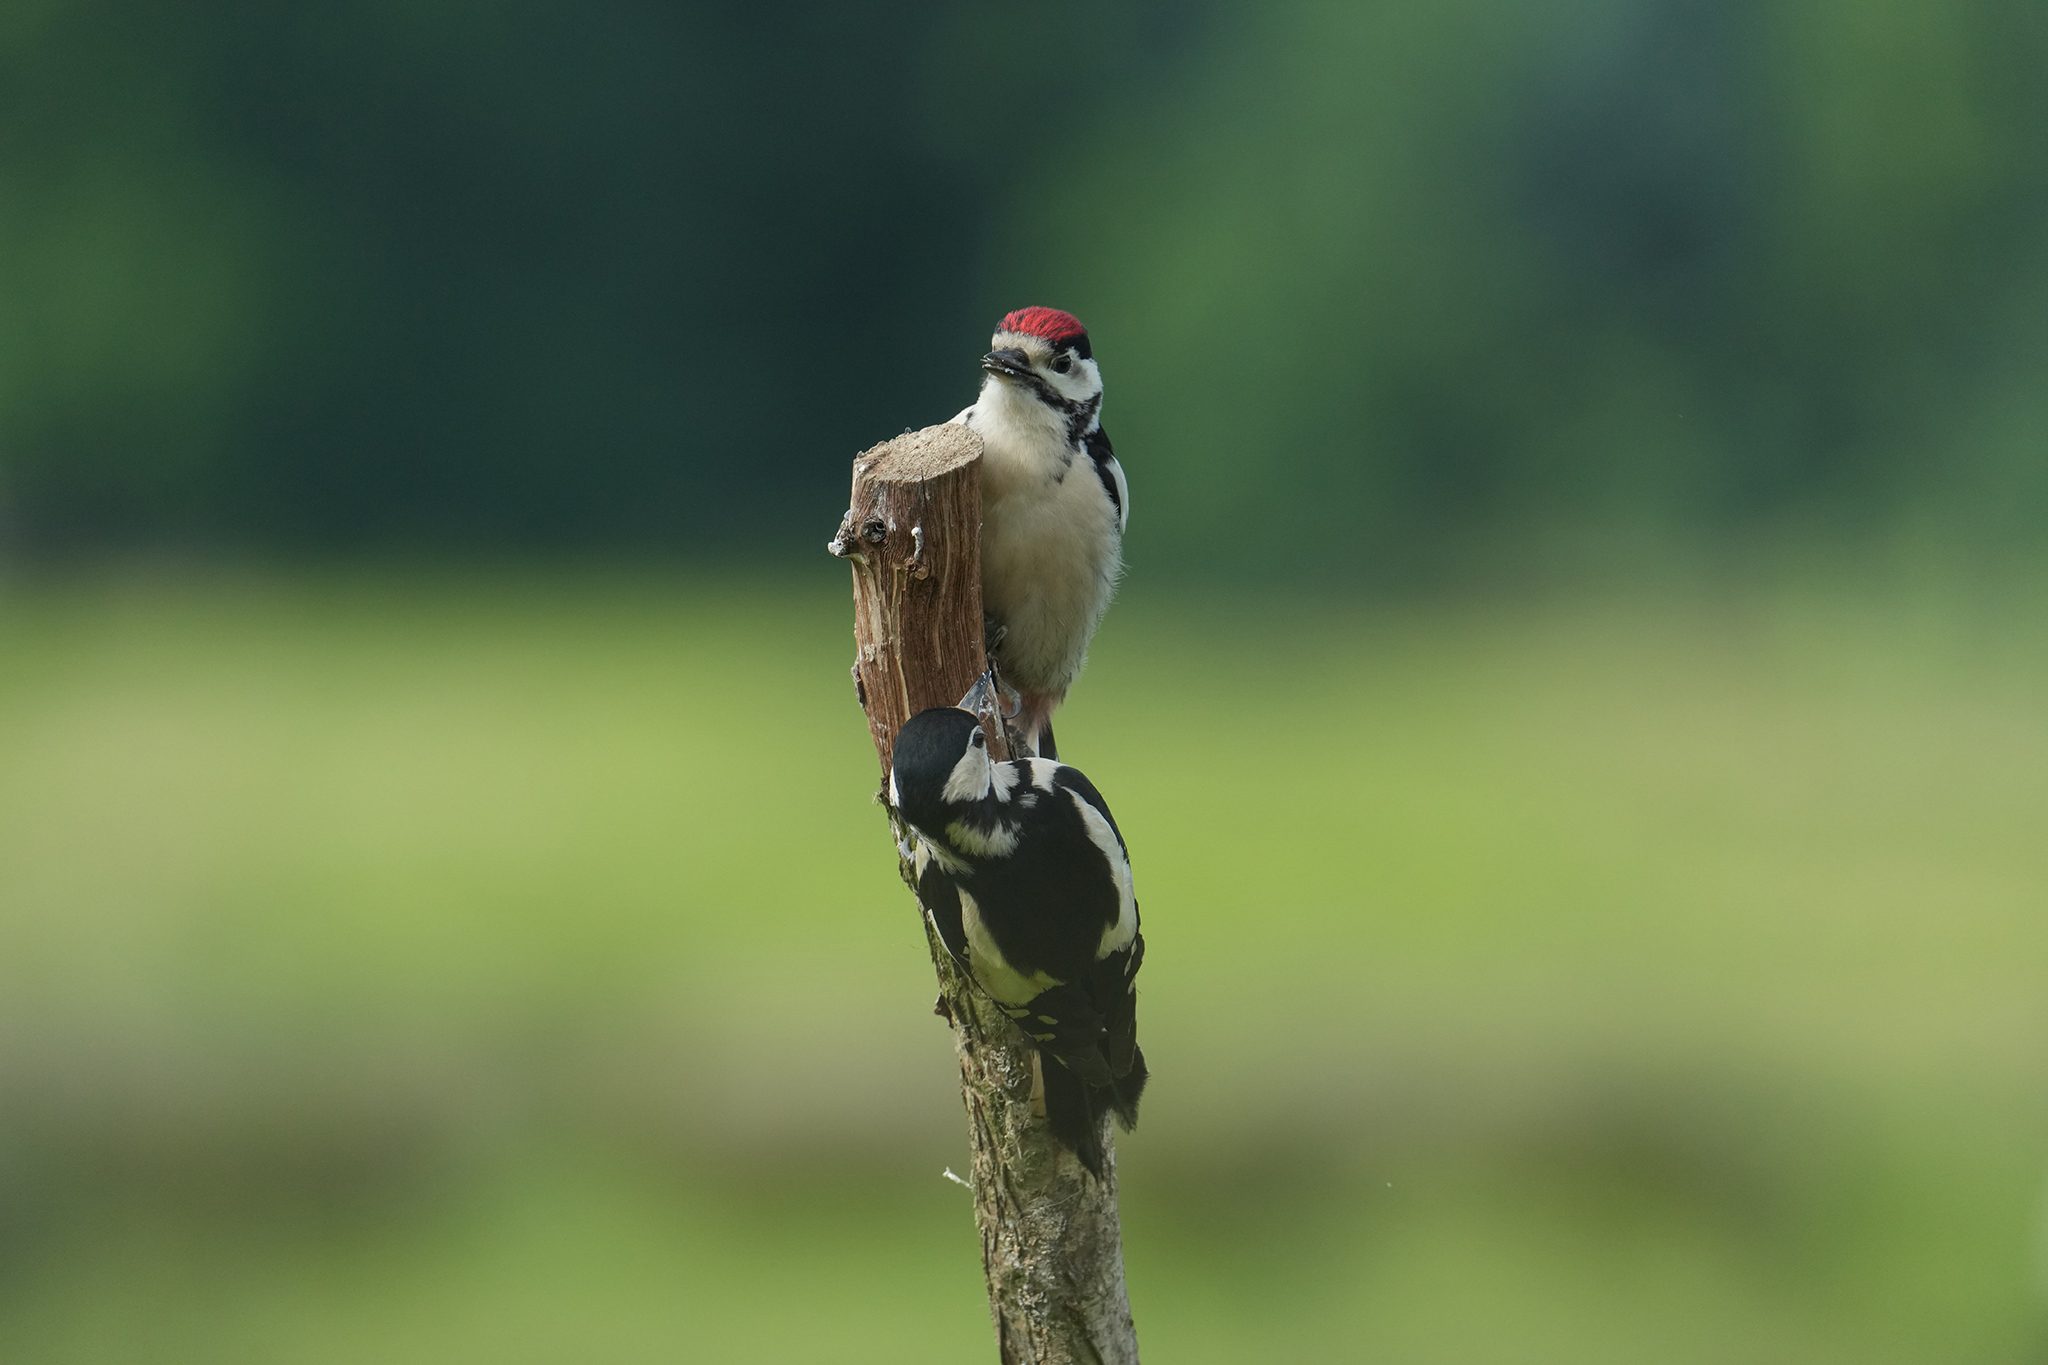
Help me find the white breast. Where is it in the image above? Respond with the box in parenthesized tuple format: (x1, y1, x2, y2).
(961, 389, 1123, 696)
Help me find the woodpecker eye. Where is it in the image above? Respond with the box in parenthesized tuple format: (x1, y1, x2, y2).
(1051, 354, 1073, 375)
(971, 729, 985, 747)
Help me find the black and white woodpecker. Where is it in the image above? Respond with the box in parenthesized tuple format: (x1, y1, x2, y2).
(951, 307, 1127, 761)
(890, 706, 1148, 1178)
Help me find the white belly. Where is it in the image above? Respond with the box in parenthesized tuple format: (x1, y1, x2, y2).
(980, 455, 1121, 696)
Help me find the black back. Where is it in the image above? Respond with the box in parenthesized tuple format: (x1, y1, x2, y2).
(952, 764, 1127, 988)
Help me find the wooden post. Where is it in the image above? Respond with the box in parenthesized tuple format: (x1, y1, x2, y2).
(830, 423, 1140, 1365)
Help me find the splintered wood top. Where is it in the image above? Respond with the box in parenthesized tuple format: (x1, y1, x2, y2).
(854, 423, 983, 484)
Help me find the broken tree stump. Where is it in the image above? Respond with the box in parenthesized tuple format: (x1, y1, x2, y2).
(829, 422, 1140, 1365)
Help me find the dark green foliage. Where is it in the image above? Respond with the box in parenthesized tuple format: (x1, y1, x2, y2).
(2, 2, 2042, 571)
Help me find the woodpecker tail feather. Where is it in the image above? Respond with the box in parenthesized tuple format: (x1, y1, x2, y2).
(1039, 1052, 1109, 1180)
(1010, 968, 1143, 1179)
(1012, 692, 1060, 760)
(1106, 1044, 1148, 1131)
(1098, 935, 1145, 1129)
(1039, 1047, 1146, 1179)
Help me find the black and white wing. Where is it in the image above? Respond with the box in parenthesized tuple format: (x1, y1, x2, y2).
(1084, 425, 1128, 535)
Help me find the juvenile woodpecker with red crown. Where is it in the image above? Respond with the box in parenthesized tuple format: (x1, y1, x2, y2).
(951, 307, 1127, 761)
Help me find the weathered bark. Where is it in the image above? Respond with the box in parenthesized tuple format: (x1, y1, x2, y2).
(830, 423, 1139, 1365)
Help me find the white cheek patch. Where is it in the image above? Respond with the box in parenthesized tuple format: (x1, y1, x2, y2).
(1063, 357, 1103, 404)
(888, 770, 901, 809)
(942, 744, 990, 804)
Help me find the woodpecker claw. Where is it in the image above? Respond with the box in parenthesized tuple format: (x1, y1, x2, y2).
(957, 667, 994, 714)
(957, 666, 1021, 721)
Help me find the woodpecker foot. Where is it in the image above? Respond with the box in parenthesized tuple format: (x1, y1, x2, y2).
(956, 668, 992, 715)
(956, 666, 1021, 721)
(982, 614, 1008, 657)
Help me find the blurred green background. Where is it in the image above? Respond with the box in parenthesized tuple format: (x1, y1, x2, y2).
(4, 3, 2046, 1361)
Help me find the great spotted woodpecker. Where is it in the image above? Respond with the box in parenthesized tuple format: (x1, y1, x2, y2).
(951, 307, 1126, 761)
(889, 706, 1147, 1178)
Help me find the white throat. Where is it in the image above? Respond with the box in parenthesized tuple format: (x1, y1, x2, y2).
(975, 378, 1076, 467)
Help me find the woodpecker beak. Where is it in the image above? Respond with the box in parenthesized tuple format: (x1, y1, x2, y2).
(981, 348, 1032, 381)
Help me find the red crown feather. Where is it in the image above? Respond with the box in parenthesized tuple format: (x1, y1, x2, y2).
(998, 306, 1088, 343)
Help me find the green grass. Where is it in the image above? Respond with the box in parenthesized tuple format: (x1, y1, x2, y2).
(1, 570, 2044, 1362)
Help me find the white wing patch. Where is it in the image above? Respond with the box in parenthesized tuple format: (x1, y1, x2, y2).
(1069, 788, 1137, 957)
(1107, 455, 1130, 534)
